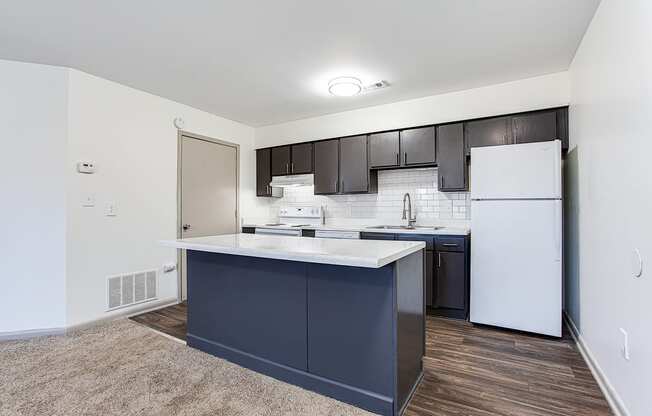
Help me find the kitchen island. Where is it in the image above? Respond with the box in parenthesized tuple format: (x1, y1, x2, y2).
(161, 233, 426, 416)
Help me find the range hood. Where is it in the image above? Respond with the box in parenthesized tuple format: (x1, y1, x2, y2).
(269, 173, 314, 188)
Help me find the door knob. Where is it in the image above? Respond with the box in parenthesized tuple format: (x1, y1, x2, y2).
(182, 224, 191, 231)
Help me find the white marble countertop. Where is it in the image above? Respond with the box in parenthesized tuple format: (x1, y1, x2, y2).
(161, 233, 425, 268)
(243, 223, 470, 236)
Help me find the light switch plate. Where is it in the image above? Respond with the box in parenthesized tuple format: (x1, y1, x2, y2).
(105, 203, 117, 216)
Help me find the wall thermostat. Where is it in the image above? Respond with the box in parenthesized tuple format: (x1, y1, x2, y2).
(173, 117, 185, 129)
(77, 162, 96, 174)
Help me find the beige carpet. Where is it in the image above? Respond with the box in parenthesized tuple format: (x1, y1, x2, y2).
(0, 320, 375, 416)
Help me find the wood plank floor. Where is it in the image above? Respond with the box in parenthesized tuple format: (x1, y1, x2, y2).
(130, 302, 187, 341)
(130, 304, 612, 416)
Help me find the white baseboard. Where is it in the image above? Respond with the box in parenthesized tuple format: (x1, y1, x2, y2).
(66, 297, 179, 333)
(0, 326, 65, 341)
(0, 297, 179, 341)
(564, 312, 630, 416)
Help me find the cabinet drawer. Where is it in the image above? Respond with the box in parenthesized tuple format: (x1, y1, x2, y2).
(435, 236, 465, 252)
(360, 232, 396, 240)
(397, 234, 434, 250)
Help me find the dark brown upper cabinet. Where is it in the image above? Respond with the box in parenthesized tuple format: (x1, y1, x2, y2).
(313, 139, 339, 195)
(436, 123, 467, 192)
(340, 135, 372, 193)
(290, 143, 313, 174)
(271, 144, 314, 175)
(401, 126, 436, 166)
(369, 127, 435, 169)
(464, 117, 510, 155)
(271, 146, 291, 175)
(256, 148, 273, 197)
(368, 131, 400, 168)
(512, 110, 558, 145)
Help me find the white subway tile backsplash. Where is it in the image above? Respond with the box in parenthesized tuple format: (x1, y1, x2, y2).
(260, 168, 471, 224)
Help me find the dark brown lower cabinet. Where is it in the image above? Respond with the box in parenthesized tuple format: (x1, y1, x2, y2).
(435, 251, 465, 309)
(361, 232, 469, 316)
(433, 236, 469, 319)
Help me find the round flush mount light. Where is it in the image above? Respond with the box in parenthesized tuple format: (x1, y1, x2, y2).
(328, 77, 362, 97)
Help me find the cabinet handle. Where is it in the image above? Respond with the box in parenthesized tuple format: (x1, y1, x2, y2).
(291, 162, 294, 173)
(341, 179, 345, 192)
(442, 243, 458, 247)
(286, 163, 289, 174)
(396, 153, 399, 165)
(404, 153, 407, 165)
(438, 252, 441, 268)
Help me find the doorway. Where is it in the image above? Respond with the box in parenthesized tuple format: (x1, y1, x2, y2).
(178, 131, 239, 301)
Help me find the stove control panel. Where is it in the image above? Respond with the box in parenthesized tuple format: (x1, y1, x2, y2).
(279, 206, 323, 219)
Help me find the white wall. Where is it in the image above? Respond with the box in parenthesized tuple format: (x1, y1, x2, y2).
(65, 70, 257, 326)
(566, 1, 652, 415)
(255, 72, 570, 147)
(0, 60, 68, 333)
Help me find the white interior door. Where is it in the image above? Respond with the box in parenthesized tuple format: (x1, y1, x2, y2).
(471, 140, 561, 199)
(180, 134, 238, 300)
(470, 199, 562, 336)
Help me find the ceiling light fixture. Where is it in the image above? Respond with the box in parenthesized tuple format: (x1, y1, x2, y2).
(328, 77, 362, 97)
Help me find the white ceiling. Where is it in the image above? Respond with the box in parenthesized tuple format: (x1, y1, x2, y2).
(0, 1, 599, 127)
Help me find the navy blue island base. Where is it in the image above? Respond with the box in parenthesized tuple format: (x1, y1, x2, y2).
(186, 249, 425, 416)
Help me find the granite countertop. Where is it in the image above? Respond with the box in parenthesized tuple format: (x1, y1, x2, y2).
(161, 233, 425, 268)
(243, 223, 470, 236)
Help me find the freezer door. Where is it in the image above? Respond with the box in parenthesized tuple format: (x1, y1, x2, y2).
(471, 140, 561, 200)
(470, 199, 562, 337)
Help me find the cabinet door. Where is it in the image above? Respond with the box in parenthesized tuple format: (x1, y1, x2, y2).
(437, 123, 467, 192)
(271, 146, 291, 176)
(401, 127, 435, 166)
(512, 111, 558, 144)
(368, 131, 399, 168)
(435, 251, 466, 310)
(339, 135, 369, 193)
(313, 139, 339, 194)
(256, 148, 272, 196)
(291, 143, 313, 174)
(464, 117, 509, 155)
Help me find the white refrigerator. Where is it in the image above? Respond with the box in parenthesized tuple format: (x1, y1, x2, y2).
(470, 140, 562, 337)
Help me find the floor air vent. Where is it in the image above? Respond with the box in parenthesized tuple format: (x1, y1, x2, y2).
(107, 269, 157, 310)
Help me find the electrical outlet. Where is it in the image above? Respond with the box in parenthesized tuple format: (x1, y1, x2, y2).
(619, 328, 630, 360)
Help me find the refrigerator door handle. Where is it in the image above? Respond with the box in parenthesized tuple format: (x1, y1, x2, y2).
(554, 202, 562, 261)
(553, 140, 562, 198)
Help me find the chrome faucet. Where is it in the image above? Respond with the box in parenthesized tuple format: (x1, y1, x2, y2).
(402, 193, 417, 228)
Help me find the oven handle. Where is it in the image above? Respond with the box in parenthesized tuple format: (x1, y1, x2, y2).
(254, 228, 302, 236)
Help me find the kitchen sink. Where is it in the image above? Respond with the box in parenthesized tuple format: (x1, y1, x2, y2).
(366, 225, 445, 230)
